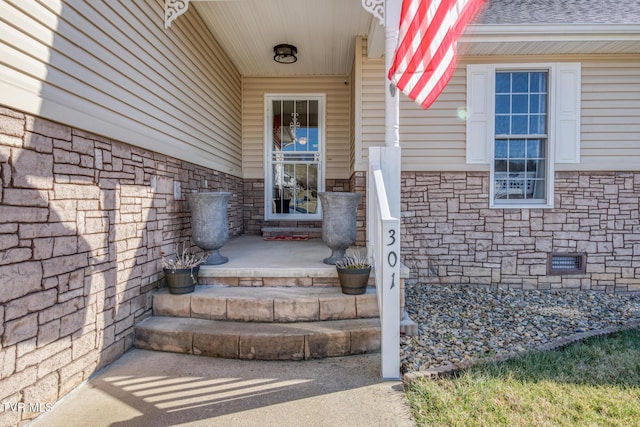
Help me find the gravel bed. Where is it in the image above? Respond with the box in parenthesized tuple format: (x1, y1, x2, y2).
(401, 283, 640, 374)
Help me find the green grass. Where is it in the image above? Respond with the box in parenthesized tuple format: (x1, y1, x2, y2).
(406, 328, 640, 427)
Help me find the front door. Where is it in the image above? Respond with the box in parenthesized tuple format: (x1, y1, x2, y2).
(265, 94, 324, 220)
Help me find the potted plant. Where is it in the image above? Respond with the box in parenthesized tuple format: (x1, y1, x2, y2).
(161, 241, 209, 294)
(335, 248, 372, 295)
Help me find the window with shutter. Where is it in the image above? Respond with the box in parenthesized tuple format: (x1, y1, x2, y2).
(466, 62, 581, 208)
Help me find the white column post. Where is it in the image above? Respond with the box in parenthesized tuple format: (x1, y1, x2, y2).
(383, 0, 402, 219)
(385, 0, 401, 150)
(362, 0, 404, 380)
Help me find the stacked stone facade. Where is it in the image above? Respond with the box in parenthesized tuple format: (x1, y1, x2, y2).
(401, 171, 640, 292)
(0, 107, 243, 425)
(243, 178, 352, 234)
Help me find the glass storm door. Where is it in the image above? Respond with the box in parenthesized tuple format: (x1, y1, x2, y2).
(265, 95, 324, 220)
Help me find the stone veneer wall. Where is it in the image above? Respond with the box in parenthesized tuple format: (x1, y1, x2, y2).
(243, 178, 353, 234)
(401, 171, 640, 292)
(0, 107, 243, 425)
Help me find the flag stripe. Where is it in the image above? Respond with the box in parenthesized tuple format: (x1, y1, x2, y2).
(389, 0, 486, 110)
(404, 7, 456, 97)
(395, 0, 449, 90)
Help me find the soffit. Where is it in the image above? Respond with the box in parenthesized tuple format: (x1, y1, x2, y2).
(192, 0, 374, 77)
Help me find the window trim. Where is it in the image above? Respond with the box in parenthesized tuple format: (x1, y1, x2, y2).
(466, 62, 581, 209)
(491, 67, 553, 208)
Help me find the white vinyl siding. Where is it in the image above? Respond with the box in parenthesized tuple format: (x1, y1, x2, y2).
(356, 34, 640, 172)
(357, 37, 481, 171)
(359, 56, 385, 168)
(242, 76, 351, 180)
(577, 60, 640, 171)
(0, 0, 242, 176)
(358, 49, 471, 171)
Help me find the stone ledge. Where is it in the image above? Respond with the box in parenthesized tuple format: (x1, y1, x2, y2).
(261, 227, 322, 239)
(152, 286, 380, 322)
(134, 316, 381, 360)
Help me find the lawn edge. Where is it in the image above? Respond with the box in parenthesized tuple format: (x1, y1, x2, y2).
(403, 319, 640, 385)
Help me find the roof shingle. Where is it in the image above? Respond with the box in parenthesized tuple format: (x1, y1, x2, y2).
(478, 0, 640, 25)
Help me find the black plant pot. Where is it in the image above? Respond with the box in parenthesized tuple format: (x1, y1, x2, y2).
(164, 267, 199, 294)
(336, 266, 371, 295)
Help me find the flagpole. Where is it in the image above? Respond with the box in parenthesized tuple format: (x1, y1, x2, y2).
(385, 0, 401, 150)
(383, 0, 402, 220)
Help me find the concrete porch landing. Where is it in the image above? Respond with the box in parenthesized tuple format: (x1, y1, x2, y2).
(199, 235, 336, 281)
(197, 234, 409, 283)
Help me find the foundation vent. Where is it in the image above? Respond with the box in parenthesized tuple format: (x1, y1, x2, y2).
(547, 253, 586, 275)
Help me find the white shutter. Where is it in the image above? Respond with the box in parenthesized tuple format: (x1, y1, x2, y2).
(466, 64, 493, 164)
(554, 62, 581, 163)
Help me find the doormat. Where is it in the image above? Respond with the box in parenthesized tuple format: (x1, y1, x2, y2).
(263, 235, 312, 241)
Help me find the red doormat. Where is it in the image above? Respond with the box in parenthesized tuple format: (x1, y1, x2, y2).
(264, 235, 312, 241)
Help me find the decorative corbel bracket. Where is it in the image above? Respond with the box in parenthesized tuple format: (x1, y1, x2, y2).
(165, 0, 190, 29)
(361, 0, 385, 26)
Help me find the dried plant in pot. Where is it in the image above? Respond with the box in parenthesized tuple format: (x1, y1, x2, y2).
(161, 241, 209, 294)
(335, 248, 372, 295)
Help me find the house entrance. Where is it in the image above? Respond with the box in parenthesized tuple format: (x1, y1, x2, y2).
(265, 95, 324, 220)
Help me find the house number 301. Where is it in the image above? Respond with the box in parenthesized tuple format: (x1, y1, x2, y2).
(387, 229, 397, 289)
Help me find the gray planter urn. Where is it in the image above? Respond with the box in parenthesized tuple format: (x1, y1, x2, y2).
(319, 192, 362, 265)
(187, 192, 232, 265)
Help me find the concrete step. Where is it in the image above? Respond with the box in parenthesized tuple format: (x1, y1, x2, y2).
(134, 316, 381, 360)
(153, 286, 379, 323)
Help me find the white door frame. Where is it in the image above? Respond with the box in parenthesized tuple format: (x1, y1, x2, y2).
(264, 94, 326, 221)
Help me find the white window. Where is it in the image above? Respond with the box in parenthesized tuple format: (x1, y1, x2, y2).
(494, 70, 548, 204)
(466, 63, 581, 208)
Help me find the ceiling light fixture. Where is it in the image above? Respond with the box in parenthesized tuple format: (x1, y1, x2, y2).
(273, 44, 297, 64)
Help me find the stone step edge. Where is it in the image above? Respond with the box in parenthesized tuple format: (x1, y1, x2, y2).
(197, 265, 410, 280)
(134, 316, 381, 361)
(261, 226, 322, 239)
(153, 287, 380, 323)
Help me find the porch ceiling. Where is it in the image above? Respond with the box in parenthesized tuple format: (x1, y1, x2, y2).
(192, 0, 377, 77)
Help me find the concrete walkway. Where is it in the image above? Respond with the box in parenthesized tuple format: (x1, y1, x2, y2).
(30, 349, 414, 427)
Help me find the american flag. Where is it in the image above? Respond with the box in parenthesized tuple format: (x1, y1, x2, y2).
(388, 0, 486, 109)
